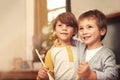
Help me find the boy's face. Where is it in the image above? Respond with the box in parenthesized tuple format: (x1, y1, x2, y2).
(54, 21, 75, 42)
(78, 18, 106, 47)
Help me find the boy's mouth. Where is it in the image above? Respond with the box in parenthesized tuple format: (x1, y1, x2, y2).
(83, 35, 91, 40)
(60, 32, 68, 35)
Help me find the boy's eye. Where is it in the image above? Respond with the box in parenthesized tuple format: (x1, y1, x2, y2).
(58, 24, 62, 26)
(79, 27, 83, 30)
(88, 25, 93, 28)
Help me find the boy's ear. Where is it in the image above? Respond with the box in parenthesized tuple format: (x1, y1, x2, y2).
(100, 28, 106, 36)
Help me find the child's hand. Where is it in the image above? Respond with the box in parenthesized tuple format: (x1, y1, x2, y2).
(37, 66, 49, 80)
(77, 61, 91, 79)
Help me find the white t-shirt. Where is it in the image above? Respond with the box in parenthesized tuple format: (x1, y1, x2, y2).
(85, 46, 103, 62)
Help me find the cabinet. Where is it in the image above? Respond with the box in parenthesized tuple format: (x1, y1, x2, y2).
(0, 70, 38, 80)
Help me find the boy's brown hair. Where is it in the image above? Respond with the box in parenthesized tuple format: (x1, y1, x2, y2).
(78, 9, 107, 41)
(53, 12, 78, 35)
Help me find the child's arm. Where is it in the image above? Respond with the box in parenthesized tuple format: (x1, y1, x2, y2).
(87, 71, 97, 80)
(78, 51, 118, 80)
(96, 51, 118, 80)
(37, 66, 49, 80)
(77, 61, 97, 80)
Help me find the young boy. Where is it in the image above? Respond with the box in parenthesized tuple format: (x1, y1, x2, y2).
(77, 9, 118, 80)
(37, 12, 79, 80)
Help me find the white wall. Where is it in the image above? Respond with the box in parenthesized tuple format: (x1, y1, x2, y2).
(0, 0, 34, 71)
(71, 0, 120, 18)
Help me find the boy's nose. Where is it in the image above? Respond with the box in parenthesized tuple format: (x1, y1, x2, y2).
(83, 28, 88, 34)
(62, 25, 67, 30)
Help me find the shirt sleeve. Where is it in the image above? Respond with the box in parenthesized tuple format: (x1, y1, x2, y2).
(96, 49, 118, 80)
(45, 49, 54, 73)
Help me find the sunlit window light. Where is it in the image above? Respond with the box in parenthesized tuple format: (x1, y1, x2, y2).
(47, 0, 66, 10)
(48, 8, 66, 22)
(47, 0, 66, 23)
